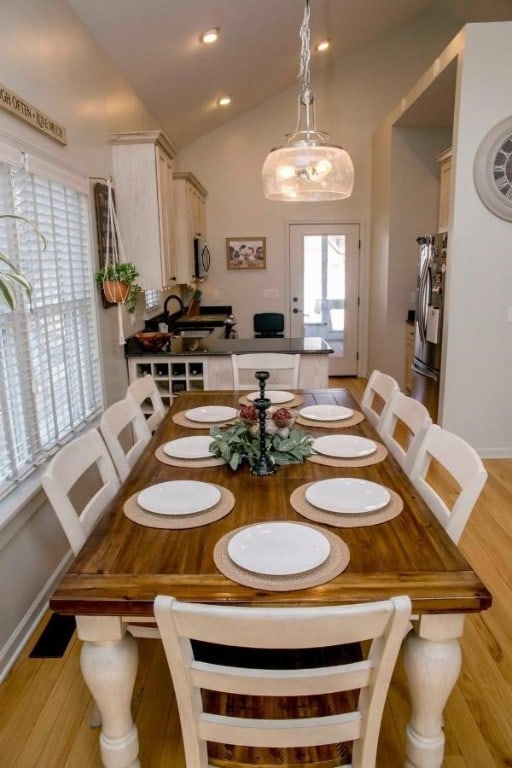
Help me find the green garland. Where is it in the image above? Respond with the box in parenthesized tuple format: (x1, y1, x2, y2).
(209, 422, 314, 471)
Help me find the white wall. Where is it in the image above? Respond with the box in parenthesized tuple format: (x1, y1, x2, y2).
(441, 23, 512, 455)
(0, 0, 159, 679)
(178, 7, 461, 347)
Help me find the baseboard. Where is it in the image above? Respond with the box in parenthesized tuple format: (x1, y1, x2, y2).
(478, 448, 512, 459)
(0, 550, 73, 683)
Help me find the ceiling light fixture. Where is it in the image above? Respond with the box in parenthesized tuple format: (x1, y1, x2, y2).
(200, 27, 219, 44)
(262, 0, 354, 201)
(218, 96, 231, 107)
(316, 40, 330, 52)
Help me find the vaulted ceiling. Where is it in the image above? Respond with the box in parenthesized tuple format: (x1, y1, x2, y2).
(67, 0, 512, 147)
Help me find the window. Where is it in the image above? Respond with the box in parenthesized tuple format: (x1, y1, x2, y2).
(0, 147, 103, 499)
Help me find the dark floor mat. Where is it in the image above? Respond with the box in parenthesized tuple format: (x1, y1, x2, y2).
(29, 613, 76, 658)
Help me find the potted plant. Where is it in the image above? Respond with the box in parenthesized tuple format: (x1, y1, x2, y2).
(0, 214, 47, 309)
(95, 261, 142, 314)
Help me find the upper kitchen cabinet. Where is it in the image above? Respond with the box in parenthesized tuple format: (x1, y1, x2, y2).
(173, 171, 208, 283)
(110, 131, 178, 291)
(436, 148, 452, 233)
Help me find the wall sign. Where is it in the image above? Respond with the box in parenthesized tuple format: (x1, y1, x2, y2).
(0, 82, 67, 145)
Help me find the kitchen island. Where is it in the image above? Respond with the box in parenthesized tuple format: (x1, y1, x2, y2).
(126, 336, 333, 405)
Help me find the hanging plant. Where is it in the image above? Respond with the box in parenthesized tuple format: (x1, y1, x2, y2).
(0, 214, 47, 310)
(93, 179, 141, 343)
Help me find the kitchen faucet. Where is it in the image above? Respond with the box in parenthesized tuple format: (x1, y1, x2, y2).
(164, 294, 184, 325)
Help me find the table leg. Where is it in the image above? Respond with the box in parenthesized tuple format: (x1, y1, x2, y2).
(76, 616, 140, 768)
(403, 614, 465, 768)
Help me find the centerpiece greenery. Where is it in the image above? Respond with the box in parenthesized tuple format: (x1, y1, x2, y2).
(95, 261, 142, 315)
(209, 416, 314, 471)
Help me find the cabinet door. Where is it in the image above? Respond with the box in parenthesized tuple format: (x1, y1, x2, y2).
(156, 146, 176, 287)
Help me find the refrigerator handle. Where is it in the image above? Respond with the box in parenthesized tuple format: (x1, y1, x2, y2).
(418, 261, 430, 342)
(412, 363, 439, 381)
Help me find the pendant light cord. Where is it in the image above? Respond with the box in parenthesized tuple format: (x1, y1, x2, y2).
(298, 0, 311, 94)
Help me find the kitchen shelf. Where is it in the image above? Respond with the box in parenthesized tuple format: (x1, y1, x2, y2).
(128, 356, 209, 408)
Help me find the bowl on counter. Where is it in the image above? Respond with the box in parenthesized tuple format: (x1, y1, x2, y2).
(134, 331, 171, 351)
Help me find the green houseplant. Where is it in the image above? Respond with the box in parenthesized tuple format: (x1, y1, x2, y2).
(0, 214, 47, 309)
(95, 261, 142, 315)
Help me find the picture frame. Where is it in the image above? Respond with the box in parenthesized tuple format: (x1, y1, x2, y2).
(226, 237, 266, 270)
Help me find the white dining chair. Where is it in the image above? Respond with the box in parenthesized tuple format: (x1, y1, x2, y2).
(154, 594, 411, 768)
(361, 369, 400, 432)
(409, 424, 488, 544)
(379, 390, 433, 474)
(231, 352, 300, 390)
(100, 396, 152, 481)
(127, 373, 167, 433)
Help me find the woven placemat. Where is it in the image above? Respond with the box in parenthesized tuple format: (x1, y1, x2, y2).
(238, 394, 305, 408)
(213, 523, 350, 591)
(124, 485, 234, 529)
(155, 445, 225, 468)
(296, 410, 364, 429)
(306, 441, 388, 468)
(290, 483, 403, 528)
(173, 411, 238, 430)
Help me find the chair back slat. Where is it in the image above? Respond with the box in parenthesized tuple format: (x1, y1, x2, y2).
(100, 396, 152, 480)
(361, 370, 399, 432)
(127, 374, 166, 432)
(380, 390, 432, 473)
(232, 353, 300, 390)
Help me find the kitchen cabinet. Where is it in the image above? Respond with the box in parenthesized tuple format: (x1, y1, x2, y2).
(128, 357, 208, 405)
(110, 131, 178, 291)
(173, 171, 207, 283)
(404, 323, 415, 392)
(437, 148, 452, 233)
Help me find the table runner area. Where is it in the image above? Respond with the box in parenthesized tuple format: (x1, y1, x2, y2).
(213, 523, 350, 591)
(296, 410, 364, 429)
(124, 485, 234, 529)
(306, 441, 388, 468)
(290, 482, 403, 528)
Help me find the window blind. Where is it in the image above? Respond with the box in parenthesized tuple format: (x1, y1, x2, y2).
(0, 157, 103, 498)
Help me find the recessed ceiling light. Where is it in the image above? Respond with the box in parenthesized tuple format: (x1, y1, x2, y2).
(316, 40, 330, 52)
(200, 27, 219, 44)
(218, 96, 231, 107)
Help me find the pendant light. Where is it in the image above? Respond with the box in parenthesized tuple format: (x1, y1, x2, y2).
(262, 0, 354, 202)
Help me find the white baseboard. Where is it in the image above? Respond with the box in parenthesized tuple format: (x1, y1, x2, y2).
(478, 448, 512, 459)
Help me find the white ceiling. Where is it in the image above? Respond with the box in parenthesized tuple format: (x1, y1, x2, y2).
(66, 0, 512, 148)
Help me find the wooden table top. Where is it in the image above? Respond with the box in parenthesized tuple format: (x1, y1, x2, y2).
(49, 389, 492, 617)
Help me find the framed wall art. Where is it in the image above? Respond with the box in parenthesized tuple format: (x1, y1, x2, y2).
(226, 237, 266, 270)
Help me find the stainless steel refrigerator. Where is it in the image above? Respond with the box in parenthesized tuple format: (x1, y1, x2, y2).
(412, 233, 447, 419)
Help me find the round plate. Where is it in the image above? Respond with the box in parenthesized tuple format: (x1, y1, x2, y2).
(163, 436, 215, 459)
(185, 406, 238, 423)
(299, 404, 353, 421)
(227, 522, 331, 576)
(247, 390, 294, 404)
(313, 435, 377, 459)
(137, 481, 221, 516)
(305, 478, 391, 514)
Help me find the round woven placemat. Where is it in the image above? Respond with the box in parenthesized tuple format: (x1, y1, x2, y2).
(155, 445, 225, 468)
(213, 523, 350, 591)
(296, 410, 364, 429)
(306, 441, 388, 468)
(238, 394, 305, 408)
(290, 483, 403, 528)
(124, 484, 234, 529)
(173, 411, 238, 430)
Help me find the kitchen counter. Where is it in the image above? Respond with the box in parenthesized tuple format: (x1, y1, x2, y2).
(125, 335, 333, 357)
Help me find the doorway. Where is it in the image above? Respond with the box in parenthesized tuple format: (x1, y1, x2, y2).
(289, 223, 360, 376)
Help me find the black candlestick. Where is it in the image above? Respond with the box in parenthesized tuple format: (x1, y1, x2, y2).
(250, 371, 276, 476)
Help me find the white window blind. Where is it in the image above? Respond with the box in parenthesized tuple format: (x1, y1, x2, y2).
(0, 156, 102, 498)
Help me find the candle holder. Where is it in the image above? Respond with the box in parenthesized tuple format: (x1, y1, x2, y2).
(250, 371, 276, 476)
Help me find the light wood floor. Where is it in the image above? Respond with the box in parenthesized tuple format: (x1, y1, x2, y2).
(1, 378, 511, 767)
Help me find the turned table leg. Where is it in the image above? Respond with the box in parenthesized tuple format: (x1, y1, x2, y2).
(76, 616, 140, 768)
(403, 614, 465, 768)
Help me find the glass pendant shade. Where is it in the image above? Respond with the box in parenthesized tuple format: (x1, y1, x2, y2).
(262, 130, 354, 201)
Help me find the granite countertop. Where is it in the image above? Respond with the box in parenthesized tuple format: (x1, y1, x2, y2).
(125, 336, 333, 357)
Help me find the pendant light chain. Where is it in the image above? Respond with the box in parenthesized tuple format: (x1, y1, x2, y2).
(298, 0, 311, 94)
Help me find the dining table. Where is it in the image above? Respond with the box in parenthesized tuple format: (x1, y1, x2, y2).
(49, 388, 492, 768)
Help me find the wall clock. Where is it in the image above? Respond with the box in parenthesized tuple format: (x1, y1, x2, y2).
(473, 116, 512, 221)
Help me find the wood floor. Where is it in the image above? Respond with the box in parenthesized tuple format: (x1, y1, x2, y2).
(1, 378, 511, 767)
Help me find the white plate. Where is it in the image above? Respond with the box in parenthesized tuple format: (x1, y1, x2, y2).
(228, 522, 331, 576)
(299, 404, 353, 422)
(246, 390, 295, 404)
(305, 478, 391, 514)
(163, 436, 215, 459)
(185, 405, 238, 423)
(137, 480, 221, 516)
(313, 435, 377, 459)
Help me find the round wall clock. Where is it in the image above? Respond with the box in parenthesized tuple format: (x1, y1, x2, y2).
(473, 116, 512, 221)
